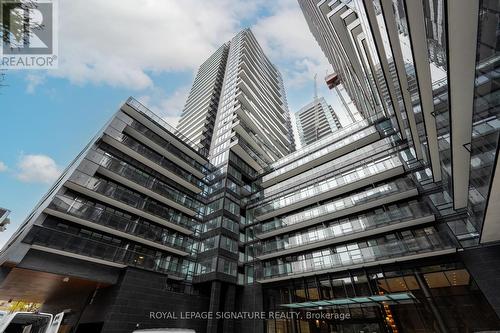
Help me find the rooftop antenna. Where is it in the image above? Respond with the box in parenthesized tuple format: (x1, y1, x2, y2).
(313, 73, 318, 100)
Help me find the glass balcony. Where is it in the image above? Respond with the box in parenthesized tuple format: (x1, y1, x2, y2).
(267, 113, 385, 171)
(260, 201, 434, 255)
(112, 132, 205, 189)
(71, 173, 199, 232)
(232, 134, 269, 169)
(235, 119, 281, 160)
(259, 178, 416, 234)
(229, 153, 258, 179)
(23, 225, 195, 279)
(261, 228, 455, 280)
(252, 155, 403, 218)
(126, 97, 208, 157)
(48, 195, 195, 253)
(262, 126, 379, 183)
(256, 137, 399, 201)
(128, 119, 210, 175)
(99, 153, 203, 214)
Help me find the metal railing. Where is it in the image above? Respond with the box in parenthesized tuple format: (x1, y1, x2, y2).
(48, 195, 195, 253)
(260, 201, 433, 255)
(261, 230, 455, 279)
(126, 97, 209, 157)
(259, 177, 416, 233)
(99, 153, 203, 214)
(23, 225, 195, 279)
(71, 172, 199, 231)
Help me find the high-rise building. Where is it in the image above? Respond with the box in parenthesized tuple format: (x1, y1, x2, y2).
(295, 96, 342, 145)
(0, 208, 10, 232)
(177, 44, 229, 156)
(0, 97, 212, 332)
(0, 5, 499, 331)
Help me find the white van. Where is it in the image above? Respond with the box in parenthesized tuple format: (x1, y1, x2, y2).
(0, 311, 63, 333)
(132, 329, 196, 333)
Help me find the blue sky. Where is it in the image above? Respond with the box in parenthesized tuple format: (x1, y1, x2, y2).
(0, 0, 350, 247)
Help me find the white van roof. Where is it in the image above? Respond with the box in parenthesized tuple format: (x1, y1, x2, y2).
(132, 329, 195, 333)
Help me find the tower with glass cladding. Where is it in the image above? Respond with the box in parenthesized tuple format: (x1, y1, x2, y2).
(0, 9, 499, 333)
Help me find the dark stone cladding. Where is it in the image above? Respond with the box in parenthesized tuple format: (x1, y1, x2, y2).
(235, 284, 265, 333)
(459, 244, 500, 317)
(99, 267, 211, 333)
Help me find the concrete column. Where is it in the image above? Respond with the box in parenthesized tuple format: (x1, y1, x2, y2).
(222, 284, 236, 333)
(207, 281, 222, 333)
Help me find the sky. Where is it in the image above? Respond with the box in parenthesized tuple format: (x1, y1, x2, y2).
(0, 0, 352, 247)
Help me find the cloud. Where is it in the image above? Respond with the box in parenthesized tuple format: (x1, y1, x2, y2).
(46, 0, 264, 90)
(25, 74, 45, 94)
(0, 162, 7, 172)
(137, 85, 190, 128)
(16, 154, 61, 184)
(252, 1, 331, 89)
(35, 0, 328, 91)
(23, 0, 338, 116)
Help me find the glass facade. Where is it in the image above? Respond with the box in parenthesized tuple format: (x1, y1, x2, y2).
(264, 262, 500, 333)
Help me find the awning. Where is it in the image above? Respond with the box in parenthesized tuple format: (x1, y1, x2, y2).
(280, 292, 416, 309)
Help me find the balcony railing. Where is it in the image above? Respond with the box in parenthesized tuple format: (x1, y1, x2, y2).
(267, 113, 386, 171)
(261, 229, 455, 280)
(23, 225, 195, 279)
(48, 195, 195, 253)
(70, 172, 199, 232)
(262, 126, 380, 183)
(259, 178, 416, 233)
(99, 153, 203, 215)
(128, 120, 210, 175)
(112, 133, 205, 189)
(232, 134, 269, 169)
(126, 97, 208, 157)
(236, 119, 282, 160)
(253, 137, 400, 202)
(260, 201, 434, 255)
(252, 155, 403, 218)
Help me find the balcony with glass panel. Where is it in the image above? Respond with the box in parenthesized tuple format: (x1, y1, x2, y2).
(97, 153, 202, 217)
(102, 131, 204, 193)
(126, 119, 210, 178)
(23, 225, 194, 280)
(258, 201, 435, 260)
(252, 155, 405, 221)
(259, 228, 456, 282)
(45, 195, 194, 256)
(234, 98, 290, 157)
(236, 74, 288, 135)
(230, 133, 269, 171)
(257, 177, 418, 239)
(65, 171, 198, 235)
(267, 113, 386, 171)
(125, 97, 209, 160)
(254, 137, 400, 202)
(233, 119, 281, 162)
(261, 125, 381, 187)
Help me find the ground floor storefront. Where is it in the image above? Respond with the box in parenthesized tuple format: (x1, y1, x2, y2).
(262, 258, 500, 333)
